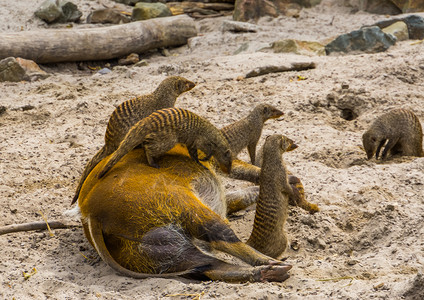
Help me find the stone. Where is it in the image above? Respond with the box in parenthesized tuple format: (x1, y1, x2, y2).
(325, 26, 396, 55)
(34, 0, 63, 23)
(131, 2, 172, 21)
(0, 57, 27, 82)
(97, 68, 112, 75)
(221, 20, 259, 33)
(34, 0, 82, 24)
(118, 53, 140, 65)
(15, 58, 49, 81)
(363, 0, 402, 15)
(270, 39, 325, 56)
(58, 1, 82, 23)
(87, 8, 131, 24)
(382, 21, 409, 41)
(403, 15, 424, 40)
(391, 0, 424, 13)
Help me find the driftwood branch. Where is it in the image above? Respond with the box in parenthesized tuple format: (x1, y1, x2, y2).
(0, 15, 197, 63)
(0, 221, 80, 235)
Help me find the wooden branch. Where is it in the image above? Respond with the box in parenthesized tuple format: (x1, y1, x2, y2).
(0, 221, 80, 235)
(0, 15, 197, 63)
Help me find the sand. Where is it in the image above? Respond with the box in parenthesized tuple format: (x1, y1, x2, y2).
(1, 0, 424, 299)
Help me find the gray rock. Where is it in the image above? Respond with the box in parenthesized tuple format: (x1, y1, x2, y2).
(0, 57, 27, 82)
(34, 0, 62, 23)
(131, 2, 172, 21)
(34, 0, 82, 24)
(403, 15, 424, 40)
(221, 20, 259, 33)
(97, 68, 112, 75)
(325, 26, 396, 55)
(58, 1, 82, 23)
(87, 8, 131, 24)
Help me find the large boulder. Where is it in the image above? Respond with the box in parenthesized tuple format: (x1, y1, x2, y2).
(325, 26, 396, 55)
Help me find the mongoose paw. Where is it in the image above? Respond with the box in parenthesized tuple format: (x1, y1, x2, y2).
(149, 162, 160, 169)
(257, 264, 292, 282)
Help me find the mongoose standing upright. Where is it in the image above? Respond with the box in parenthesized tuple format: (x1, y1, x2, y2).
(247, 134, 297, 259)
(98, 107, 233, 178)
(71, 76, 195, 204)
(362, 108, 424, 160)
(221, 103, 283, 164)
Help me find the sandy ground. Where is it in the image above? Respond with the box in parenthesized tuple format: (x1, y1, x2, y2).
(1, 0, 424, 299)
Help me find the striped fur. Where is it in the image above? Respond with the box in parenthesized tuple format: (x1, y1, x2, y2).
(362, 108, 424, 160)
(221, 103, 283, 164)
(71, 76, 195, 205)
(247, 135, 296, 259)
(98, 108, 232, 178)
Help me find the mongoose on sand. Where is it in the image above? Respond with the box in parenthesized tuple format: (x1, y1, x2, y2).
(362, 108, 424, 160)
(221, 103, 283, 164)
(71, 76, 195, 204)
(246, 134, 297, 259)
(98, 107, 233, 178)
(79, 146, 292, 282)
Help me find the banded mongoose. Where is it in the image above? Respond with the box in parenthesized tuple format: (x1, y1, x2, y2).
(362, 108, 424, 160)
(246, 134, 297, 259)
(71, 76, 195, 204)
(80, 146, 292, 282)
(221, 103, 284, 164)
(98, 107, 233, 178)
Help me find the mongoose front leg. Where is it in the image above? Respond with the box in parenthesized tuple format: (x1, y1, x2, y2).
(247, 142, 257, 165)
(375, 139, 387, 159)
(188, 144, 208, 169)
(381, 137, 399, 160)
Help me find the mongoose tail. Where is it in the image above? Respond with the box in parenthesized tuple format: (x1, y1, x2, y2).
(247, 134, 294, 259)
(362, 108, 424, 160)
(71, 146, 108, 205)
(221, 103, 284, 165)
(98, 108, 232, 178)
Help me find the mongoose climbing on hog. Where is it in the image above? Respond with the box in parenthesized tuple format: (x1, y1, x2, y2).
(221, 103, 283, 164)
(98, 107, 233, 178)
(246, 135, 297, 259)
(362, 108, 424, 160)
(71, 76, 195, 204)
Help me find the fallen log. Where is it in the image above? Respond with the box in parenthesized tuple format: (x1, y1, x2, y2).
(0, 15, 197, 63)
